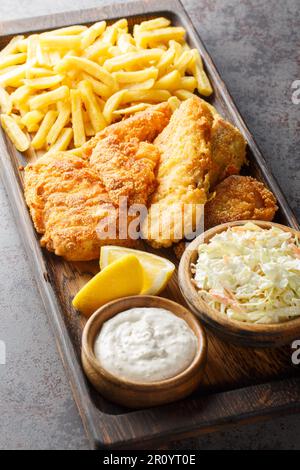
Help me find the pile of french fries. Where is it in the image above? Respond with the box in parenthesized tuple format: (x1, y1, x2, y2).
(0, 17, 213, 154)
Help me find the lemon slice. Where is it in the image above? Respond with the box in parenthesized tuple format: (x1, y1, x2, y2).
(100, 246, 175, 295)
(73, 254, 143, 317)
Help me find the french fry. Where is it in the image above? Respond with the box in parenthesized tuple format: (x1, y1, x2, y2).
(29, 85, 69, 110)
(0, 66, 16, 76)
(81, 73, 112, 99)
(70, 89, 86, 147)
(48, 51, 61, 67)
(40, 35, 82, 50)
(0, 61, 35, 87)
(65, 146, 84, 157)
(124, 78, 155, 90)
(83, 111, 95, 136)
(178, 76, 197, 92)
(47, 102, 71, 147)
(182, 42, 192, 52)
(187, 48, 203, 73)
(113, 19, 128, 30)
(31, 110, 58, 149)
(83, 40, 110, 60)
(113, 67, 158, 84)
(56, 101, 66, 113)
(122, 89, 171, 103)
(36, 43, 51, 67)
(10, 85, 32, 105)
(61, 75, 76, 90)
(103, 49, 163, 72)
(156, 47, 175, 77)
(101, 25, 118, 46)
(101, 19, 128, 46)
(139, 17, 171, 31)
(132, 24, 141, 41)
(78, 80, 106, 132)
(135, 27, 185, 48)
(0, 87, 12, 114)
(81, 21, 106, 49)
(169, 40, 182, 62)
(0, 52, 27, 70)
(194, 65, 213, 96)
(16, 38, 28, 52)
(27, 67, 56, 78)
(41, 25, 88, 37)
(47, 127, 73, 153)
(108, 46, 122, 57)
(27, 35, 39, 61)
(26, 35, 40, 78)
(17, 102, 30, 116)
(96, 95, 106, 110)
(189, 49, 212, 96)
(113, 102, 151, 116)
(102, 90, 125, 124)
(94, 56, 108, 68)
(174, 89, 195, 100)
(117, 33, 136, 53)
(174, 50, 194, 75)
(10, 113, 25, 128)
(56, 56, 117, 90)
(154, 70, 181, 90)
(167, 95, 181, 111)
(24, 74, 64, 90)
(1, 114, 30, 151)
(0, 35, 24, 56)
(21, 110, 44, 132)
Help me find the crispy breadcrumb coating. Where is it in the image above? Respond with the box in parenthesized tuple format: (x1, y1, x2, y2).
(24, 104, 172, 261)
(205, 175, 278, 229)
(143, 97, 246, 248)
(142, 97, 213, 248)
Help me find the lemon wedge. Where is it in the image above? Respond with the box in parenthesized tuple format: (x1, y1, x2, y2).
(72, 254, 143, 317)
(100, 246, 175, 295)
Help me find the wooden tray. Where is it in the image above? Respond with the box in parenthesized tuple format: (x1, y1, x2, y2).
(0, 0, 300, 450)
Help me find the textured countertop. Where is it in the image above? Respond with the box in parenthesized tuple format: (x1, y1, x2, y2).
(0, 0, 299, 450)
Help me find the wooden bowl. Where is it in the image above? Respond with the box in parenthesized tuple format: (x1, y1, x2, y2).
(178, 220, 300, 348)
(81, 295, 207, 409)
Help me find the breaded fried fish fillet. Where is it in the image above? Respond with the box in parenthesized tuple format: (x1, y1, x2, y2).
(142, 97, 214, 248)
(205, 175, 278, 229)
(210, 114, 247, 187)
(83, 102, 172, 158)
(173, 175, 277, 260)
(24, 104, 171, 261)
(25, 152, 115, 261)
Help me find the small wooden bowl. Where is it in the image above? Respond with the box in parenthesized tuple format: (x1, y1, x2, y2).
(179, 220, 300, 348)
(82, 295, 207, 409)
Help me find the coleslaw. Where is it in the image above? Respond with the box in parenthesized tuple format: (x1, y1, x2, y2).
(193, 222, 300, 324)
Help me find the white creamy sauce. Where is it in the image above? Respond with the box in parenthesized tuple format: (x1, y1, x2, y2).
(94, 307, 197, 383)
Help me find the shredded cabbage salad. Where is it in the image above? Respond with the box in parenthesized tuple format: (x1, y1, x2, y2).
(193, 222, 300, 324)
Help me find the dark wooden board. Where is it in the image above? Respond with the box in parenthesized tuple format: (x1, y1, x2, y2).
(0, 0, 299, 449)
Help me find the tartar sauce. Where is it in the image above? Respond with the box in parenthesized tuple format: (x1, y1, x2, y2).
(94, 307, 197, 383)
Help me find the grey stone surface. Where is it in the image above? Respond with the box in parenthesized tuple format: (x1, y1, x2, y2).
(0, 0, 299, 450)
